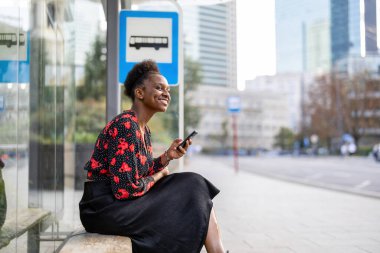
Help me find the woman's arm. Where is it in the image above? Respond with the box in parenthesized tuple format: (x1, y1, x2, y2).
(151, 168, 170, 183)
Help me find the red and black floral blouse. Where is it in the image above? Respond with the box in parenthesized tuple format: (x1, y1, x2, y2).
(84, 110, 165, 200)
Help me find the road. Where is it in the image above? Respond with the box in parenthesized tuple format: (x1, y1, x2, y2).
(214, 155, 380, 198)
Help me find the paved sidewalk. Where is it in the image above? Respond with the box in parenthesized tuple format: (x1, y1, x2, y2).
(185, 155, 380, 253)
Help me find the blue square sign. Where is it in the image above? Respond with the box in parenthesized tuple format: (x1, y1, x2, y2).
(227, 96, 241, 113)
(119, 10, 179, 85)
(0, 32, 30, 83)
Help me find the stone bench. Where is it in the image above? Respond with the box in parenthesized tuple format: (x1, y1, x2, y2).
(0, 208, 52, 252)
(57, 228, 132, 253)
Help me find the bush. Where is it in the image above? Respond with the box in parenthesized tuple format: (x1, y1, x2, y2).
(354, 146, 373, 156)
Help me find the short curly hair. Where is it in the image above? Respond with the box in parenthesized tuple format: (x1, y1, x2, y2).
(123, 60, 160, 100)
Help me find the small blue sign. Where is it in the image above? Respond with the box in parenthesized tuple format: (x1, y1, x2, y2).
(227, 96, 241, 113)
(119, 11, 179, 85)
(0, 32, 30, 83)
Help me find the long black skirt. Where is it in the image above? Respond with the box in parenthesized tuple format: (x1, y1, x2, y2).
(79, 172, 220, 253)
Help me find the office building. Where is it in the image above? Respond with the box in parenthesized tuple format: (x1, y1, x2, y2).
(275, 0, 331, 74)
(188, 85, 290, 150)
(245, 73, 308, 133)
(331, 0, 378, 64)
(276, 0, 379, 75)
(183, 1, 237, 88)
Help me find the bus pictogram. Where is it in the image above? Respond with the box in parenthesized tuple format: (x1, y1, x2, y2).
(129, 36, 169, 50)
(0, 33, 25, 48)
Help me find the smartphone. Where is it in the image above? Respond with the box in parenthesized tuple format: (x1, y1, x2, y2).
(177, 130, 198, 151)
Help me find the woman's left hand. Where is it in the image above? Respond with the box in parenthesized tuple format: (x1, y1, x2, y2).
(167, 138, 192, 160)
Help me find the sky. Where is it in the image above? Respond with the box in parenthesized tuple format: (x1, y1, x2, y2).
(236, 0, 276, 90)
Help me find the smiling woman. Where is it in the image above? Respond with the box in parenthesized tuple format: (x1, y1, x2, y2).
(79, 60, 225, 253)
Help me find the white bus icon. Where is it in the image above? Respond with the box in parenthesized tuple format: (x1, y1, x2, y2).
(129, 36, 168, 50)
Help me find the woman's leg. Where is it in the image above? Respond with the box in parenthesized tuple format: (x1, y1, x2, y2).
(205, 207, 225, 253)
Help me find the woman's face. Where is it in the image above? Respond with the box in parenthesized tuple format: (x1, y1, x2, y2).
(140, 74, 171, 112)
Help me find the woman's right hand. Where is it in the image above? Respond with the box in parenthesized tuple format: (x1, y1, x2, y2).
(152, 168, 170, 183)
(160, 168, 170, 177)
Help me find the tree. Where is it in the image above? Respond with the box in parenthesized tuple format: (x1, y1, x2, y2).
(274, 127, 295, 150)
(77, 35, 107, 101)
(303, 75, 340, 150)
(164, 56, 202, 137)
(183, 56, 202, 133)
(303, 72, 380, 149)
(76, 35, 107, 143)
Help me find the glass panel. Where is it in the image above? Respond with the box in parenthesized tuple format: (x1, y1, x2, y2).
(0, 1, 29, 252)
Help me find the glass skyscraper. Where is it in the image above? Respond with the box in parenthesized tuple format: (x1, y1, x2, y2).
(332, 0, 377, 63)
(276, 0, 379, 74)
(275, 0, 330, 74)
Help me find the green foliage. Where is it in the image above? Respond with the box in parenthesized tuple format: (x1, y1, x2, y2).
(274, 127, 295, 150)
(75, 98, 106, 144)
(353, 146, 373, 156)
(165, 56, 203, 137)
(75, 36, 107, 143)
(77, 35, 107, 101)
(184, 56, 202, 134)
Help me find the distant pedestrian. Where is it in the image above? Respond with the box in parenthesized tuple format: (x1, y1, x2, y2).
(79, 60, 225, 253)
(340, 143, 348, 156)
(348, 143, 356, 155)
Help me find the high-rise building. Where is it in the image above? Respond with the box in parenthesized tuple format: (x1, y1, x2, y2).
(275, 0, 330, 74)
(332, 0, 378, 64)
(183, 1, 237, 88)
(276, 0, 379, 75)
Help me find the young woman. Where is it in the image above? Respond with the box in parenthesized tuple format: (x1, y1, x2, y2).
(79, 60, 225, 253)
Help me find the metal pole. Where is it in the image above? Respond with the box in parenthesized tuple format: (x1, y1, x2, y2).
(232, 114, 239, 173)
(171, 0, 184, 171)
(106, 0, 121, 121)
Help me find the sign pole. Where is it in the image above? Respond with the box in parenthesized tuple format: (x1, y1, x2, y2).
(118, 3, 183, 170)
(227, 96, 241, 173)
(106, 0, 121, 122)
(172, 0, 184, 171)
(232, 114, 239, 173)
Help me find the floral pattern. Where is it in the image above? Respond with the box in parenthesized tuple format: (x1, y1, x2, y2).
(84, 110, 165, 199)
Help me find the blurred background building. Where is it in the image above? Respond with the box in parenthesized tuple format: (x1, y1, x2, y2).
(248, 0, 380, 153)
(275, 0, 379, 74)
(183, 3, 237, 88)
(245, 73, 304, 133)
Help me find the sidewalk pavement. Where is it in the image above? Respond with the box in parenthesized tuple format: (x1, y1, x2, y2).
(185, 155, 380, 253)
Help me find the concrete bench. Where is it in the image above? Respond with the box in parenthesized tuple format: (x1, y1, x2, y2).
(0, 208, 52, 252)
(57, 228, 132, 253)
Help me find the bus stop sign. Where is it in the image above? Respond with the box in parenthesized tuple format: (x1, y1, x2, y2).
(227, 96, 241, 113)
(119, 10, 179, 85)
(0, 31, 29, 83)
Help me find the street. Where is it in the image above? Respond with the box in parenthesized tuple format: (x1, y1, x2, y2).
(217, 155, 380, 199)
(187, 155, 380, 253)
